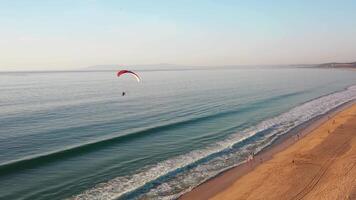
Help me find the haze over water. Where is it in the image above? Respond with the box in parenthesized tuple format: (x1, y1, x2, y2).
(1, 67, 356, 199)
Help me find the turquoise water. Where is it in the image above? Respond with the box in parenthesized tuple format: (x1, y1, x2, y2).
(0, 67, 356, 199)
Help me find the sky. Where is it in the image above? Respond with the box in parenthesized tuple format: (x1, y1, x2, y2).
(0, 0, 356, 71)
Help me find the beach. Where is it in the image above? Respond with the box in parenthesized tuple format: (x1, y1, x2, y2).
(181, 102, 356, 200)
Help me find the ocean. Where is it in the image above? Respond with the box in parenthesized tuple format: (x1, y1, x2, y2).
(0, 67, 356, 200)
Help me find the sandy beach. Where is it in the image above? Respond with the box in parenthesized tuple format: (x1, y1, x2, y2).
(181, 102, 356, 200)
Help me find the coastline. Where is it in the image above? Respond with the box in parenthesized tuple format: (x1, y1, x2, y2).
(180, 100, 356, 200)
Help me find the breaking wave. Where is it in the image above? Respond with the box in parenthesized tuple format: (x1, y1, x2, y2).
(70, 85, 356, 200)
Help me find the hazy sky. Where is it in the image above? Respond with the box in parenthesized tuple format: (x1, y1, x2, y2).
(1, 0, 356, 71)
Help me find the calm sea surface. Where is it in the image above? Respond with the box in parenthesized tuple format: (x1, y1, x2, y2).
(0, 67, 356, 199)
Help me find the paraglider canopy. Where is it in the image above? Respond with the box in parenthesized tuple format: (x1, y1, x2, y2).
(117, 70, 141, 82)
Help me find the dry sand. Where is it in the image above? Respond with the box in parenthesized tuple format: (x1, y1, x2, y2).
(181, 103, 356, 200)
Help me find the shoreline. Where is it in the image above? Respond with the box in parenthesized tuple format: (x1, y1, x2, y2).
(180, 100, 356, 200)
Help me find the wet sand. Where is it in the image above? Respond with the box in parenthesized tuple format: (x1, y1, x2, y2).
(181, 102, 356, 200)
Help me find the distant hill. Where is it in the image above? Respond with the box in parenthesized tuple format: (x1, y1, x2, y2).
(315, 62, 356, 69)
(86, 63, 181, 71)
(84, 62, 356, 71)
(85, 64, 308, 71)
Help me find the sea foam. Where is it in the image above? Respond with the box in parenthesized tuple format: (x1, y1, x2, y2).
(71, 85, 356, 200)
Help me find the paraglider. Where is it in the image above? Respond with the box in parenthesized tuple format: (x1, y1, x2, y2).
(116, 70, 141, 96)
(117, 70, 141, 82)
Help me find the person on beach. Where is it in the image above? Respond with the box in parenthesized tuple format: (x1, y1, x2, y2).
(247, 154, 253, 162)
(295, 134, 300, 141)
(247, 152, 254, 168)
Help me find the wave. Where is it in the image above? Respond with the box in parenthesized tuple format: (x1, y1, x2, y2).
(0, 89, 307, 176)
(68, 85, 356, 200)
(0, 105, 247, 175)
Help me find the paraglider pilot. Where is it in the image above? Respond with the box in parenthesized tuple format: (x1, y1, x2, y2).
(117, 70, 141, 97)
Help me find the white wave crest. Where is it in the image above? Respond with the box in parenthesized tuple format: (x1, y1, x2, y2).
(70, 85, 356, 200)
